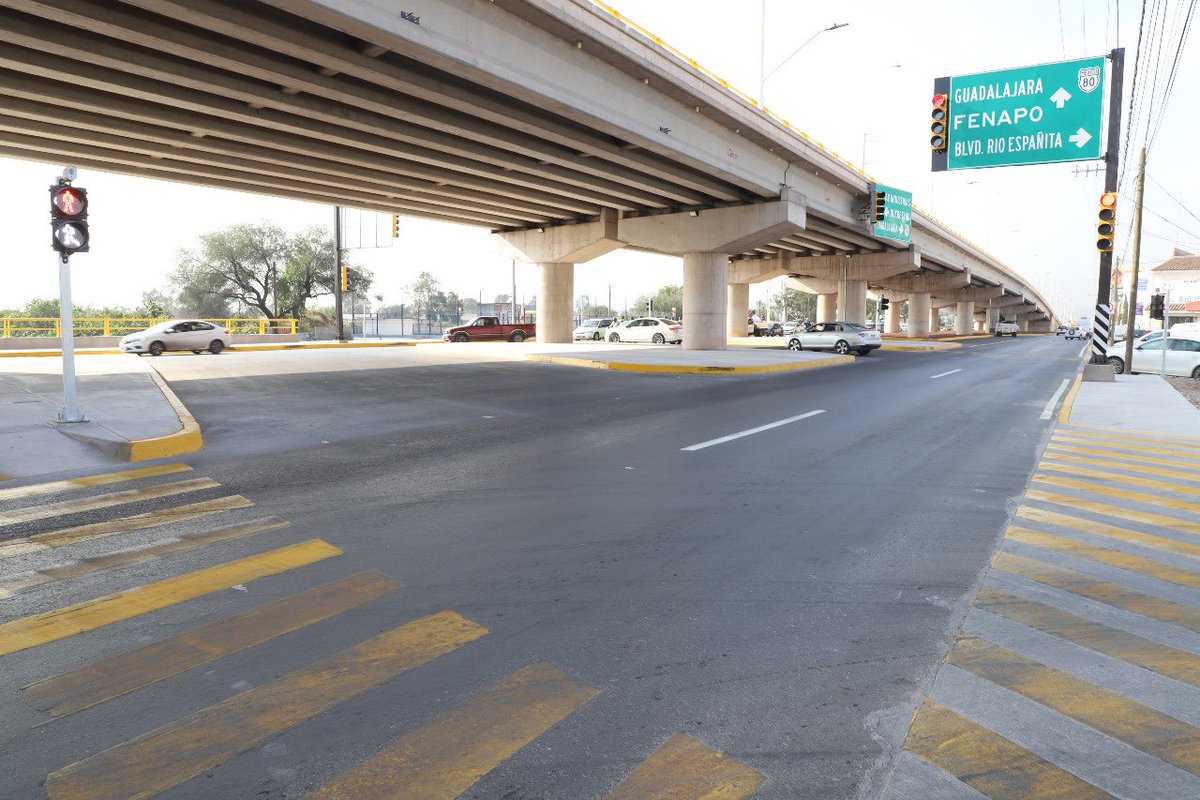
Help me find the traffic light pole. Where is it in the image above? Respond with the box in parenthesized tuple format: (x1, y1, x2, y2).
(1089, 46, 1124, 364)
(334, 205, 345, 342)
(56, 252, 84, 423)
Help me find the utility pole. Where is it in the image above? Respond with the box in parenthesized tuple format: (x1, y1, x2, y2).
(334, 205, 345, 342)
(1122, 147, 1146, 373)
(511, 259, 517, 324)
(1089, 47, 1124, 364)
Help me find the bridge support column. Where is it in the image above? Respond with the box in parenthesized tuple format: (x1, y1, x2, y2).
(837, 279, 867, 325)
(683, 252, 729, 350)
(985, 306, 1000, 333)
(817, 293, 837, 323)
(1019, 319, 1030, 332)
(885, 300, 902, 334)
(537, 263, 574, 343)
(907, 293, 931, 338)
(929, 307, 940, 335)
(727, 283, 750, 339)
(955, 301, 975, 335)
(974, 317, 985, 333)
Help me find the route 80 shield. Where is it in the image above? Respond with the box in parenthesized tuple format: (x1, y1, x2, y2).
(1077, 66, 1101, 93)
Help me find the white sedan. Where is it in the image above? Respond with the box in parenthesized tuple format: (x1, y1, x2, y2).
(606, 317, 682, 344)
(1106, 334, 1200, 378)
(786, 321, 881, 355)
(120, 319, 231, 356)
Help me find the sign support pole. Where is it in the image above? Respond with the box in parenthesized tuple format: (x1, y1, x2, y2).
(1090, 46, 1124, 364)
(334, 205, 345, 342)
(1122, 146, 1147, 373)
(57, 251, 84, 423)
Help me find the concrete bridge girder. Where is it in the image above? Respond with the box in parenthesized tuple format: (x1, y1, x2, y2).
(879, 271, 972, 294)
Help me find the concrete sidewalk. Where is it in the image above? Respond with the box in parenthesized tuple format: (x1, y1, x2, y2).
(1068, 371, 1200, 438)
(0, 355, 198, 479)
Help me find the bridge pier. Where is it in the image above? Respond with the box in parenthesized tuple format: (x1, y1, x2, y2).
(837, 280, 868, 325)
(682, 253, 730, 350)
(817, 293, 837, 324)
(955, 301, 975, 335)
(727, 283, 750, 338)
(884, 295, 904, 334)
(907, 293, 932, 338)
(538, 263, 575, 343)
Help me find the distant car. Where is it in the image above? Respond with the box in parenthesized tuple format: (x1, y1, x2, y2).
(1106, 334, 1200, 378)
(1111, 327, 1148, 342)
(781, 321, 801, 335)
(1064, 326, 1091, 340)
(786, 321, 881, 356)
(993, 320, 1019, 337)
(764, 322, 784, 337)
(443, 315, 535, 342)
(607, 317, 682, 344)
(120, 319, 230, 356)
(573, 317, 616, 341)
(1056, 325, 1068, 336)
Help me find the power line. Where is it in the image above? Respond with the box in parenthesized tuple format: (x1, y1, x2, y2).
(1118, 191, 1200, 240)
(1146, 0, 1197, 149)
(1118, 0, 1149, 193)
(1059, 0, 1068, 57)
(1147, 172, 1200, 228)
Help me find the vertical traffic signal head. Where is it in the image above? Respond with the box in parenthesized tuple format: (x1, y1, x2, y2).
(873, 190, 886, 223)
(1149, 293, 1165, 320)
(49, 184, 89, 254)
(391, 214, 399, 238)
(340, 264, 349, 292)
(930, 93, 949, 152)
(879, 297, 890, 312)
(1096, 191, 1117, 252)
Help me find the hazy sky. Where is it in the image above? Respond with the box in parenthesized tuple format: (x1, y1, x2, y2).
(3, 0, 1196, 319)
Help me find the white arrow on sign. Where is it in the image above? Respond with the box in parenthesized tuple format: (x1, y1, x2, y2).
(1069, 128, 1093, 148)
(1050, 87, 1072, 108)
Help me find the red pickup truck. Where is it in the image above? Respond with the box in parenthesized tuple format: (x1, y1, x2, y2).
(443, 316, 536, 342)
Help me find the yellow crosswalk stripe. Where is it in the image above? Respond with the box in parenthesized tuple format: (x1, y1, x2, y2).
(947, 634, 1200, 776)
(903, 699, 1113, 799)
(44, 611, 488, 800)
(25, 570, 401, 720)
(1016, 505, 1200, 560)
(992, 551, 1200, 635)
(0, 517, 289, 599)
(1052, 433, 1200, 461)
(1034, 473, 1200, 516)
(0, 478, 218, 527)
(1042, 452, 1200, 483)
(1006, 525, 1200, 589)
(1061, 426, 1200, 447)
(0, 538, 341, 657)
(976, 587, 1200, 689)
(604, 732, 765, 800)
(1040, 459, 1200, 493)
(1026, 488, 1200, 535)
(310, 661, 597, 800)
(1047, 442, 1200, 471)
(0, 464, 193, 504)
(0, 495, 255, 560)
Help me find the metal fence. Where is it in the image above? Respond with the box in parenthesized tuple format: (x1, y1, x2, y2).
(0, 317, 298, 337)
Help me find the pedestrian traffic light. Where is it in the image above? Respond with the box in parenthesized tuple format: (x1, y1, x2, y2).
(1096, 191, 1117, 252)
(391, 214, 399, 238)
(879, 297, 890, 313)
(1149, 293, 1164, 320)
(873, 189, 886, 223)
(340, 264, 349, 292)
(930, 93, 949, 152)
(49, 183, 89, 254)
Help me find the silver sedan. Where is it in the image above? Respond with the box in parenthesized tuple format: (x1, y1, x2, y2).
(120, 319, 231, 356)
(786, 321, 881, 355)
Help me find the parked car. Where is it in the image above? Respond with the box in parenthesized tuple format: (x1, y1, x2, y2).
(764, 322, 784, 336)
(781, 321, 801, 335)
(1106, 334, 1200, 378)
(786, 321, 881, 355)
(1055, 325, 1068, 336)
(606, 317, 682, 344)
(1111, 327, 1148, 342)
(572, 317, 616, 341)
(993, 320, 1019, 337)
(443, 316, 535, 342)
(120, 319, 231, 356)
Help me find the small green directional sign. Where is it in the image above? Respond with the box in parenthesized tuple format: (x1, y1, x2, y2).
(872, 183, 912, 243)
(943, 55, 1105, 170)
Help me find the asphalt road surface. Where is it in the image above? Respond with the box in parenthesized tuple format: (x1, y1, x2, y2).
(0, 335, 1085, 799)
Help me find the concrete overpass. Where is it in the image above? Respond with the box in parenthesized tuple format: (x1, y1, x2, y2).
(0, 0, 1056, 347)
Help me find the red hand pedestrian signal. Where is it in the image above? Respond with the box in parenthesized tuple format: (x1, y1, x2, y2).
(49, 184, 89, 254)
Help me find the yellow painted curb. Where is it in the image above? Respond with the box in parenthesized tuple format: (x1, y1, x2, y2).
(1061, 423, 1200, 444)
(881, 342, 964, 351)
(129, 368, 204, 461)
(1057, 372, 1084, 424)
(525, 353, 854, 374)
(0, 348, 124, 357)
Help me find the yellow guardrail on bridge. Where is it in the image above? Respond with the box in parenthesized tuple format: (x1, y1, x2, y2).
(0, 318, 298, 337)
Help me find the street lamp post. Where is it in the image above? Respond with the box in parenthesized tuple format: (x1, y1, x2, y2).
(759, 11, 849, 105)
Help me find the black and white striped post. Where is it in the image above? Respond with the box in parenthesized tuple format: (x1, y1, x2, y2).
(1089, 47, 1124, 364)
(1091, 303, 1111, 362)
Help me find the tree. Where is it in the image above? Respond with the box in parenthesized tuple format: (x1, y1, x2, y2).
(632, 285, 683, 319)
(766, 286, 816, 321)
(172, 222, 369, 319)
(137, 290, 174, 319)
(407, 272, 441, 321)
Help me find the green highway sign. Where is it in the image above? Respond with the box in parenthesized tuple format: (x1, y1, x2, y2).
(871, 183, 912, 243)
(939, 55, 1106, 170)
